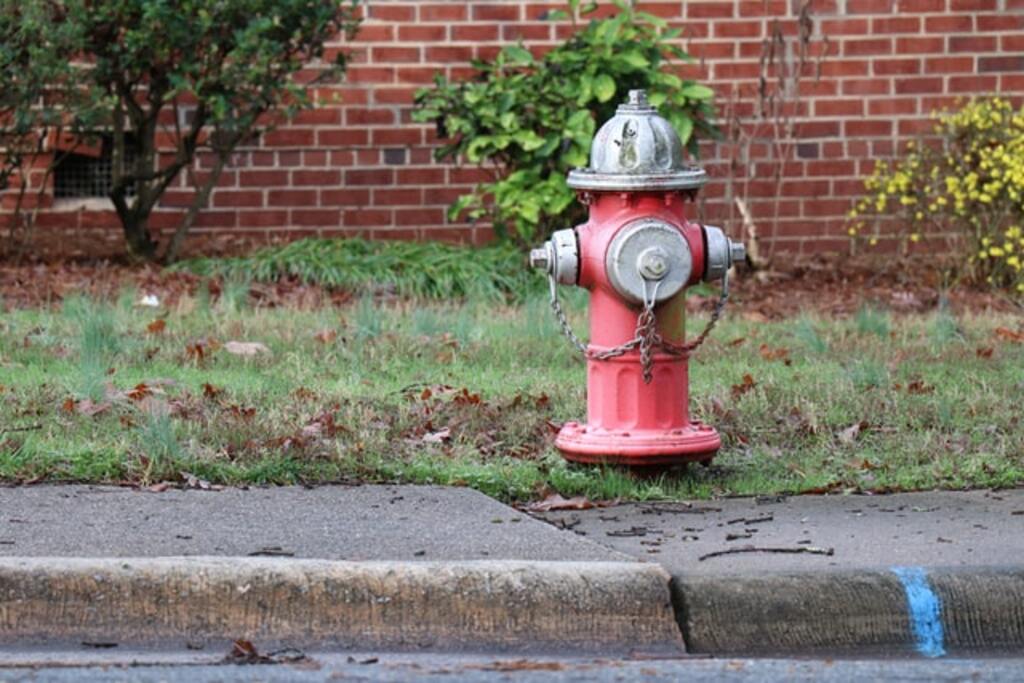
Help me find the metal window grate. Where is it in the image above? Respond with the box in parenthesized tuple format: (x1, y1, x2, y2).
(54, 135, 136, 199)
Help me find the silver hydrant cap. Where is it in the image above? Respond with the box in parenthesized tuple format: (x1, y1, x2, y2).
(567, 89, 706, 192)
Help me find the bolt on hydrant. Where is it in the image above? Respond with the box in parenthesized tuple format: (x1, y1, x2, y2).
(531, 90, 745, 467)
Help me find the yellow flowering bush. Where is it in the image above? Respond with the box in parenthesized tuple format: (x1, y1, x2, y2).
(848, 97, 1024, 294)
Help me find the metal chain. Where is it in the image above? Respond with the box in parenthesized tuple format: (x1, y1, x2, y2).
(546, 269, 731, 384)
(636, 306, 657, 383)
(548, 274, 587, 354)
(627, 279, 659, 382)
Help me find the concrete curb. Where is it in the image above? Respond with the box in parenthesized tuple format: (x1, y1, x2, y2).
(672, 566, 1024, 657)
(0, 557, 684, 655)
(3, 557, 1021, 657)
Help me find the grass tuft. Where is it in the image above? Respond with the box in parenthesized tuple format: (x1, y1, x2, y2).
(136, 412, 183, 482)
(931, 309, 964, 348)
(177, 238, 544, 301)
(218, 275, 252, 314)
(64, 296, 120, 401)
(855, 304, 891, 339)
(793, 316, 829, 354)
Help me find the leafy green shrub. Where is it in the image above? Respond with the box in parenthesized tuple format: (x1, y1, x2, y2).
(1, 5, 71, 184)
(0, 3, 102, 255)
(179, 238, 543, 301)
(849, 97, 1024, 294)
(413, 0, 717, 247)
(2, 0, 360, 262)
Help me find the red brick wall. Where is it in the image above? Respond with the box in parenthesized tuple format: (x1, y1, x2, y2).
(16, 0, 1024, 254)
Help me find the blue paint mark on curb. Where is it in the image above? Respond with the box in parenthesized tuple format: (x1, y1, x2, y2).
(892, 566, 946, 658)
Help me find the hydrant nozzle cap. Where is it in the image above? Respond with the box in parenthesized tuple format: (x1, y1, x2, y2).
(730, 240, 747, 266)
(567, 89, 706, 193)
(529, 247, 550, 271)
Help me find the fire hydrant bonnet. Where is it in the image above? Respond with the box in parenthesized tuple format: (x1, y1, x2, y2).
(566, 90, 706, 192)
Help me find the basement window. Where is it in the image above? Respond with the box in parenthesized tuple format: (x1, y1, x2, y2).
(53, 134, 136, 199)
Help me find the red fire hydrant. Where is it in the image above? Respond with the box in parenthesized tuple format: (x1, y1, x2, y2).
(530, 90, 745, 467)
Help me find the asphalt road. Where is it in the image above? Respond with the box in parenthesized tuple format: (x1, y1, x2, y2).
(0, 653, 1021, 682)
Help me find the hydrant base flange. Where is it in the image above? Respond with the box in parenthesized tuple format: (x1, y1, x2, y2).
(555, 421, 721, 466)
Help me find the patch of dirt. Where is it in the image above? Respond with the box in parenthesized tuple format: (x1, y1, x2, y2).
(0, 261, 350, 310)
(688, 253, 1021, 319)
(0, 245, 1019, 316)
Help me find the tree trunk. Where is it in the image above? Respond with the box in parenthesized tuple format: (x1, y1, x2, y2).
(162, 152, 227, 264)
(121, 215, 158, 261)
(110, 89, 169, 263)
(110, 101, 157, 262)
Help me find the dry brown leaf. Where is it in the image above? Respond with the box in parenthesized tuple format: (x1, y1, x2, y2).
(452, 388, 481, 405)
(302, 410, 345, 438)
(224, 341, 271, 357)
(744, 311, 771, 323)
(838, 421, 867, 445)
(906, 379, 934, 395)
(851, 458, 880, 471)
(995, 327, 1024, 343)
(225, 639, 266, 663)
(731, 373, 757, 399)
(146, 319, 166, 335)
(292, 387, 317, 401)
(75, 399, 111, 417)
(313, 329, 338, 344)
(803, 481, 843, 495)
(758, 344, 791, 364)
(185, 338, 220, 363)
(228, 405, 256, 420)
(976, 347, 994, 358)
(525, 493, 597, 512)
(785, 406, 817, 434)
(181, 471, 218, 490)
(125, 383, 153, 402)
(422, 428, 451, 443)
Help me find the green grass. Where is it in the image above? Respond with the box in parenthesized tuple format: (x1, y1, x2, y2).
(176, 238, 544, 301)
(1, 289, 1023, 501)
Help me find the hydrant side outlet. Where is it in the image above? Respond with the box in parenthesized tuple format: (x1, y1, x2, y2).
(605, 218, 691, 305)
(533, 90, 745, 468)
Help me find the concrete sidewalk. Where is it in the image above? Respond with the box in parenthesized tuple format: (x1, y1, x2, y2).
(0, 484, 1022, 658)
(530, 489, 1024, 572)
(0, 484, 627, 562)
